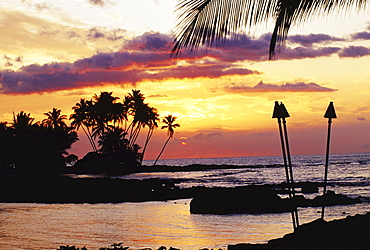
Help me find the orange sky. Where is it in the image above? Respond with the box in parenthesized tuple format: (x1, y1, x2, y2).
(0, 1, 369, 160)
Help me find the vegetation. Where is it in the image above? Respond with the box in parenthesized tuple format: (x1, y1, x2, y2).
(0, 110, 78, 175)
(0, 90, 179, 175)
(153, 115, 180, 166)
(172, 0, 368, 58)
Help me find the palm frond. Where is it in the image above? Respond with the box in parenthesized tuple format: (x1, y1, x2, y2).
(172, 0, 368, 59)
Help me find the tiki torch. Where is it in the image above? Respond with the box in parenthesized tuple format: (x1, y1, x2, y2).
(321, 102, 337, 219)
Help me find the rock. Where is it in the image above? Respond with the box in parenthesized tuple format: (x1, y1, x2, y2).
(300, 183, 319, 193)
(228, 212, 370, 250)
(190, 186, 295, 214)
(311, 190, 361, 206)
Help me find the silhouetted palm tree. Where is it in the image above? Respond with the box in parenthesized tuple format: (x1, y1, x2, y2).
(91, 91, 120, 138)
(172, 0, 368, 58)
(42, 108, 67, 129)
(127, 89, 146, 145)
(140, 106, 159, 163)
(98, 126, 128, 155)
(70, 99, 97, 151)
(153, 115, 180, 166)
(11, 111, 35, 131)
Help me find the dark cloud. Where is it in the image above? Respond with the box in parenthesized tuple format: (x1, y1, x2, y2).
(0, 32, 257, 94)
(225, 81, 337, 93)
(277, 46, 341, 60)
(357, 117, 367, 121)
(338, 46, 370, 58)
(351, 31, 370, 40)
(1, 29, 364, 94)
(87, 27, 126, 41)
(124, 32, 172, 51)
(3, 55, 23, 68)
(288, 34, 344, 46)
(198, 33, 341, 61)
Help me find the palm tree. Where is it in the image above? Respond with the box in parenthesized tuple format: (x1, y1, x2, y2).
(153, 115, 180, 166)
(11, 111, 35, 131)
(140, 106, 159, 163)
(127, 90, 145, 144)
(70, 99, 97, 151)
(172, 0, 368, 58)
(98, 127, 128, 155)
(90, 91, 120, 138)
(42, 108, 67, 129)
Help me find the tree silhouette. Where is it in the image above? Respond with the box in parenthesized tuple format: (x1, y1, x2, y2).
(153, 115, 180, 166)
(42, 108, 67, 129)
(141, 106, 159, 164)
(91, 91, 121, 139)
(172, 0, 368, 58)
(70, 99, 97, 151)
(1, 110, 79, 175)
(11, 111, 35, 131)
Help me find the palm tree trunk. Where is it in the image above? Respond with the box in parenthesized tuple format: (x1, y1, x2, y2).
(141, 128, 154, 163)
(82, 125, 97, 152)
(153, 136, 170, 166)
(84, 125, 97, 152)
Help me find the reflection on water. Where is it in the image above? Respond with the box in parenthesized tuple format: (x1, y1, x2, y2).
(0, 200, 291, 250)
(1, 153, 369, 249)
(0, 200, 369, 250)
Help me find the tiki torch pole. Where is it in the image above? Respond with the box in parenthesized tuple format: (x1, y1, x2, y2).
(279, 102, 299, 228)
(273, 102, 290, 185)
(273, 101, 298, 229)
(321, 102, 337, 220)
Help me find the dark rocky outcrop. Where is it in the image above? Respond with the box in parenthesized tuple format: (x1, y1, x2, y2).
(190, 186, 294, 214)
(228, 212, 370, 250)
(0, 176, 186, 203)
(189, 186, 362, 214)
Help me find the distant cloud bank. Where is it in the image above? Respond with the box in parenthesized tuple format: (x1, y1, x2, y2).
(225, 81, 337, 93)
(1, 29, 368, 94)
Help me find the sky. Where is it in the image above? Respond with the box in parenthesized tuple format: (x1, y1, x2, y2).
(0, 0, 369, 160)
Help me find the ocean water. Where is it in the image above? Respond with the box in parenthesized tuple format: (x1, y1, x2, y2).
(0, 153, 369, 250)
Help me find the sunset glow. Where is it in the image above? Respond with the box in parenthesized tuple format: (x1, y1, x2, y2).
(1, 0, 369, 160)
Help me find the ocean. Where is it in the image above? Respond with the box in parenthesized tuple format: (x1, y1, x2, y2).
(0, 153, 369, 250)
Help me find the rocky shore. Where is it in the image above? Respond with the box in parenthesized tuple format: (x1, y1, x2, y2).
(228, 212, 370, 250)
(0, 175, 364, 212)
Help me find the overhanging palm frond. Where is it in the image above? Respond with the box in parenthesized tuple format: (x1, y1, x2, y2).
(172, 0, 275, 56)
(172, 0, 368, 59)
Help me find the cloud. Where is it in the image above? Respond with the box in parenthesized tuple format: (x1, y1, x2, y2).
(177, 33, 341, 61)
(0, 32, 259, 94)
(1, 24, 367, 95)
(225, 81, 337, 93)
(361, 143, 369, 148)
(124, 32, 172, 51)
(192, 132, 224, 140)
(247, 132, 274, 137)
(351, 31, 370, 40)
(87, 27, 126, 41)
(288, 33, 344, 46)
(21, 0, 50, 11)
(87, 0, 114, 6)
(338, 46, 370, 58)
(148, 94, 168, 98)
(357, 117, 367, 121)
